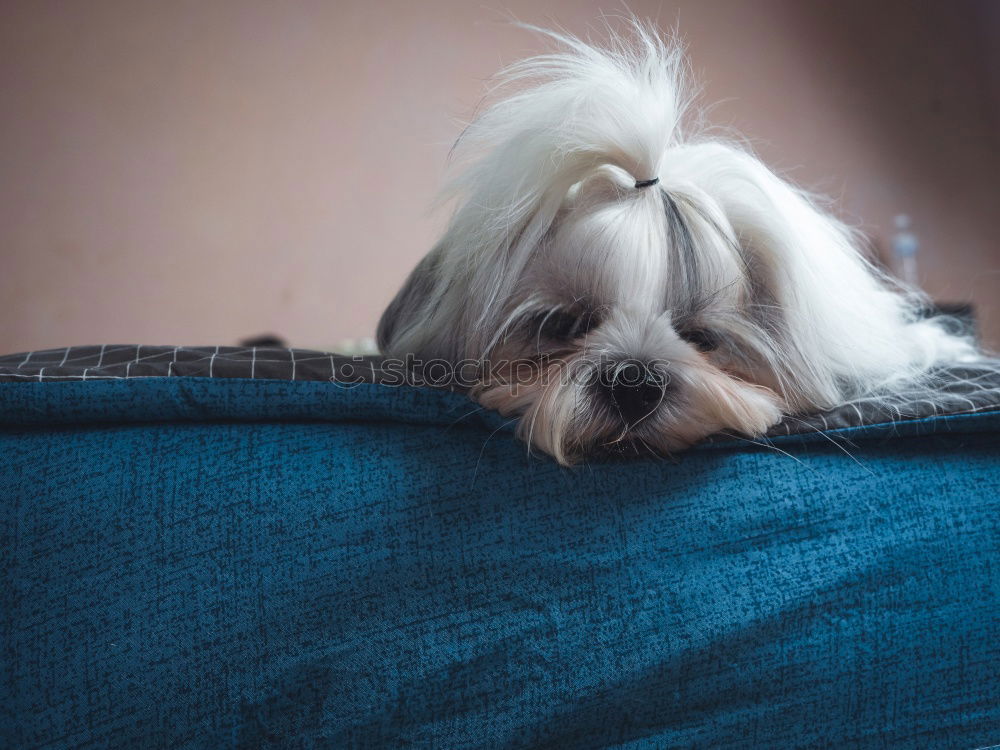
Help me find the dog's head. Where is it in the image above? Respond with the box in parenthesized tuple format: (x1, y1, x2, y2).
(377, 23, 973, 464)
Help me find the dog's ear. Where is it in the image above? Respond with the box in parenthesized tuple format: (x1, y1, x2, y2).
(376, 248, 443, 357)
(667, 141, 973, 406)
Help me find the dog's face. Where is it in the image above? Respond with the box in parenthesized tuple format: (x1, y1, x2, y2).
(376, 24, 972, 464)
(467, 172, 786, 463)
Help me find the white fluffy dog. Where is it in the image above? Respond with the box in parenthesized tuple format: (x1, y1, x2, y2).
(377, 22, 979, 464)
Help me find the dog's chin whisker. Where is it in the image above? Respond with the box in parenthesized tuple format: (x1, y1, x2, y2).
(600, 431, 631, 448)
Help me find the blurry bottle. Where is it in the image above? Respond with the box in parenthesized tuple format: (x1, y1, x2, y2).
(892, 214, 919, 287)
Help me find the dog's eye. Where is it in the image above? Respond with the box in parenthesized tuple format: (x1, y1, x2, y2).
(680, 327, 719, 352)
(535, 310, 598, 340)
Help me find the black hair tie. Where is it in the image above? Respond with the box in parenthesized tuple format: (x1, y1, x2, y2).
(634, 177, 659, 189)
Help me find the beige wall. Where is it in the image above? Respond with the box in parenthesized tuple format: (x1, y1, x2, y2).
(2, 0, 998, 354)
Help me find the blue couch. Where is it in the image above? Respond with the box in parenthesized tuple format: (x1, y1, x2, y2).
(2, 346, 999, 748)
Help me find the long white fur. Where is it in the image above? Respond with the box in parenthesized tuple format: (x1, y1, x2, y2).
(377, 21, 983, 464)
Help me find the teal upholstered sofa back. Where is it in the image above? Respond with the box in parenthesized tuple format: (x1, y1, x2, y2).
(2, 348, 999, 748)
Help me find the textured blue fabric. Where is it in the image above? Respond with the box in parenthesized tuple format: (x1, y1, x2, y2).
(2, 378, 999, 749)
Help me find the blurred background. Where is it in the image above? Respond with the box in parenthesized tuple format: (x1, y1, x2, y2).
(1, 0, 998, 355)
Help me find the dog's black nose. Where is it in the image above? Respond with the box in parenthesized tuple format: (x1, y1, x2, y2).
(597, 359, 669, 423)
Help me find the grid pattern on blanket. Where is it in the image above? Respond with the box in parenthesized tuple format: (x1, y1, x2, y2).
(2, 345, 999, 437)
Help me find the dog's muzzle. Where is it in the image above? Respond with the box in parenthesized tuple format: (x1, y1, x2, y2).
(597, 359, 670, 423)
